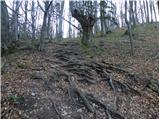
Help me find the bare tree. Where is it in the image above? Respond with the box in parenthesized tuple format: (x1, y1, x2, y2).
(59, 1, 64, 39)
(139, 1, 144, 24)
(23, 1, 28, 39)
(38, 1, 52, 51)
(146, 0, 150, 23)
(70, 1, 97, 45)
(11, 1, 20, 41)
(149, 0, 153, 23)
(153, 1, 157, 21)
(134, 1, 138, 24)
(1, 1, 10, 50)
(125, 0, 134, 55)
(31, 1, 36, 40)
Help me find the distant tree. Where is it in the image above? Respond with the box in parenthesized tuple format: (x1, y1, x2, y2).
(47, 4, 52, 40)
(1, 1, 10, 50)
(134, 1, 138, 24)
(93, 1, 99, 34)
(23, 1, 28, 39)
(139, 1, 144, 24)
(149, 1, 153, 23)
(153, 1, 157, 21)
(145, 0, 150, 23)
(11, 1, 20, 41)
(59, 1, 64, 39)
(143, 0, 147, 23)
(157, 0, 159, 12)
(125, 0, 134, 55)
(31, 1, 36, 40)
(100, 0, 105, 35)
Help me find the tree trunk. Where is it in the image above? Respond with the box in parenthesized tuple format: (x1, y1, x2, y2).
(12, 1, 19, 41)
(38, 1, 51, 51)
(24, 1, 28, 39)
(143, 0, 147, 23)
(134, 1, 138, 24)
(150, 1, 153, 23)
(82, 26, 93, 45)
(125, 0, 134, 55)
(139, 1, 144, 24)
(124, 0, 128, 26)
(47, 10, 51, 40)
(153, 2, 157, 22)
(129, 1, 135, 26)
(1, 1, 10, 50)
(68, 14, 72, 38)
(146, 0, 150, 23)
(70, 1, 96, 46)
(38, 12, 47, 51)
(31, 1, 35, 40)
(58, 1, 64, 39)
(93, 1, 99, 34)
(100, 1, 105, 36)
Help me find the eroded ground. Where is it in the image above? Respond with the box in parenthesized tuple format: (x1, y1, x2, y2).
(1, 23, 159, 119)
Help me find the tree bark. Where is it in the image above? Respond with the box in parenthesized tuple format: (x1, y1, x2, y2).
(1, 1, 10, 50)
(24, 1, 28, 39)
(134, 1, 138, 24)
(149, 1, 153, 23)
(82, 26, 93, 45)
(100, 0, 105, 36)
(153, 2, 157, 22)
(146, 0, 150, 23)
(70, 2, 96, 46)
(38, 1, 52, 51)
(143, 0, 147, 23)
(31, 1, 35, 40)
(139, 1, 144, 24)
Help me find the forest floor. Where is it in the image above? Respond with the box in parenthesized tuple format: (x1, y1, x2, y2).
(1, 23, 159, 119)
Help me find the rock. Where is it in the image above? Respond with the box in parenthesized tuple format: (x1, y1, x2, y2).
(31, 71, 47, 80)
(31, 92, 36, 96)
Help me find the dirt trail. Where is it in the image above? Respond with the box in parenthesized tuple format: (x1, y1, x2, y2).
(1, 40, 159, 119)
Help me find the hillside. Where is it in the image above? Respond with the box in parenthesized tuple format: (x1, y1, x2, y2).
(1, 23, 159, 119)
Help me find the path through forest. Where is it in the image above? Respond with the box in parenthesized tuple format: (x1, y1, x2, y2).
(1, 24, 159, 119)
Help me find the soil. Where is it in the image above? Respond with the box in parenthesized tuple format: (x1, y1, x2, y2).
(1, 23, 159, 119)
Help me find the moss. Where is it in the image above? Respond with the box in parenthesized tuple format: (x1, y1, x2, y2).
(17, 62, 28, 69)
(8, 94, 24, 102)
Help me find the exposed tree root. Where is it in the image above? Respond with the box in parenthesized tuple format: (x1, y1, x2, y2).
(68, 77, 95, 113)
(77, 78, 98, 84)
(68, 76, 124, 119)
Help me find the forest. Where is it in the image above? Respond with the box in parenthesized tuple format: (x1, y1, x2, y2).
(1, 0, 159, 119)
